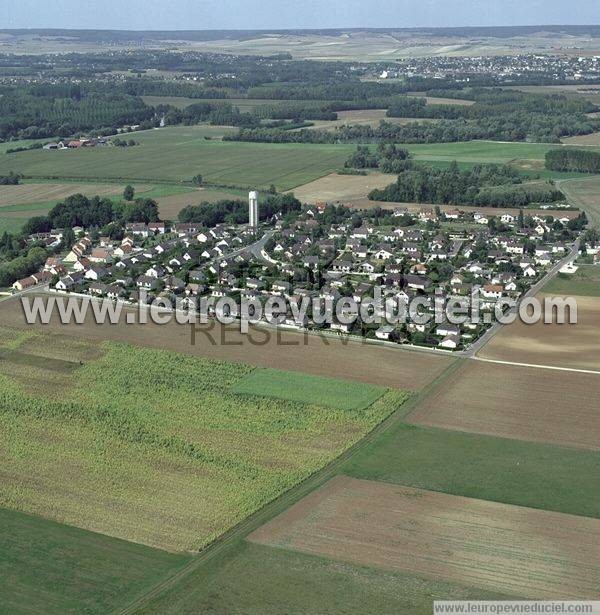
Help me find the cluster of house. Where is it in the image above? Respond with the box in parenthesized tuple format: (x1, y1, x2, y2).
(11, 202, 585, 351)
(20, 221, 257, 302)
(43, 137, 110, 150)
(251, 205, 577, 349)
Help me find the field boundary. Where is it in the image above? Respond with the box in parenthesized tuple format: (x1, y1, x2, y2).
(115, 359, 462, 614)
(474, 356, 600, 376)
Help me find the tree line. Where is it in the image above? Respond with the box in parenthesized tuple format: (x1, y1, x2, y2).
(368, 162, 565, 207)
(545, 148, 600, 174)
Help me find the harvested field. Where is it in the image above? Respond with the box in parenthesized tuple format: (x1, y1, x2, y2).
(249, 475, 600, 600)
(480, 293, 600, 371)
(0, 182, 151, 207)
(562, 131, 600, 146)
(289, 171, 395, 203)
(408, 360, 600, 450)
(157, 187, 243, 219)
(0, 295, 451, 390)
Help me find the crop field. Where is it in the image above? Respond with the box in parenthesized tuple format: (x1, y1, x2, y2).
(0, 296, 452, 390)
(289, 171, 395, 203)
(231, 368, 386, 410)
(0, 182, 153, 207)
(156, 187, 245, 219)
(140, 541, 510, 615)
(408, 360, 600, 450)
(479, 293, 600, 371)
(248, 476, 600, 599)
(544, 266, 600, 297)
(0, 126, 354, 191)
(0, 507, 189, 615)
(141, 96, 297, 113)
(559, 176, 600, 226)
(343, 422, 600, 519)
(402, 140, 564, 165)
(0, 328, 405, 551)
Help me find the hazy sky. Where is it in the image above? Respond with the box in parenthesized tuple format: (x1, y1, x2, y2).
(3, 0, 599, 30)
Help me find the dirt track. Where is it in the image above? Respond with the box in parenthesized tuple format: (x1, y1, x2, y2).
(408, 359, 600, 450)
(0, 295, 450, 390)
(249, 475, 600, 599)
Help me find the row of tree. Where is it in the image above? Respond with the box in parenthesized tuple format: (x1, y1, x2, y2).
(545, 148, 600, 174)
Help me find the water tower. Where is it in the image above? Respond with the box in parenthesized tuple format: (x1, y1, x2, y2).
(249, 191, 259, 229)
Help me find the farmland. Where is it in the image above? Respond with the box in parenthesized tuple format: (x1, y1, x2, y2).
(0, 507, 189, 615)
(479, 293, 600, 371)
(343, 422, 600, 519)
(0, 328, 405, 551)
(0, 126, 354, 191)
(0, 295, 452, 390)
(559, 176, 600, 226)
(138, 541, 510, 615)
(232, 368, 386, 410)
(408, 360, 600, 450)
(287, 171, 395, 204)
(249, 476, 600, 599)
(544, 265, 600, 297)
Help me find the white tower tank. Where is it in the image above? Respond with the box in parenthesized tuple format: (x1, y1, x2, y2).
(249, 191, 259, 228)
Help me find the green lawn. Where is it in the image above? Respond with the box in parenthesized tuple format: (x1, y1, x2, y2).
(138, 542, 512, 615)
(231, 368, 387, 411)
(543, 266, 600, 297)
(0, 507, 188, 615)
(342, 423, 600, 519)
(0, 126, 354, 191)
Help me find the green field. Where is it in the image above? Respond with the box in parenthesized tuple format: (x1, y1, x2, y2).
(559, 176, 600, 227)
(342, 423, 600, 519)
(0, 126, 353, 191)
(138, 542, 512, 615)
(543, 265, 600, 297)
(0, 507, 188, 615)
(0, 330, 404, 552)
(232, 368, 386, 411)
(403, 140, 559, 164)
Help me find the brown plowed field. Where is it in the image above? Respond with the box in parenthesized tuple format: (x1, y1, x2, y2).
(0, 295, 451, 390)
(249, 475, 600, 599)
(480, 294, 600, 371)
(408, 359, 600, 450)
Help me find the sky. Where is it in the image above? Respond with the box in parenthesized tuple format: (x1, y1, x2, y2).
(2, 0, 599, 31)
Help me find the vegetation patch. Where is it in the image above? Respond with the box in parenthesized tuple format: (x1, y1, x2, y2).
(0, 332, 404, 551)
(231, 368, 387, 411)
(140, 541, 510, 615)
(543, 265, 600, 297)
(0, 507, 188, 615)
